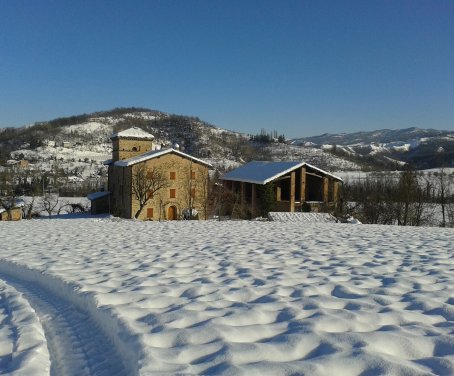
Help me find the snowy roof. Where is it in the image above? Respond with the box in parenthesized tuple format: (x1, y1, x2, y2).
(14, 199, 26, 208)
(221, 161, 342, 185)
(0, 198, 25, 210)
(87, 191, 111, 201)
(114, 148, 213, 168)
(103, 159, 113, 165)
(110, 127, 154, 140)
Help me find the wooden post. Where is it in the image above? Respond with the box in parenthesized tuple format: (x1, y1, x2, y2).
(290, 171, 295, 212)
(323, 177, 329, 203)
(251, 183, 256, 217)
(333, 180, 339, 207)
(300, 167, 306, 203)
(240, 182, 245, 211)
(276, 184, 281, 202)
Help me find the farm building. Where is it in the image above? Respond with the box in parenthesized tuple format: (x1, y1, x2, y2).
(89, 127, 212, 220)
(221, 161, 342, 216)
(0, 198, 25, 221)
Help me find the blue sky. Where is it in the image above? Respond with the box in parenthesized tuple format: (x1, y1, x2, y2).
(1, 1, 453, 137)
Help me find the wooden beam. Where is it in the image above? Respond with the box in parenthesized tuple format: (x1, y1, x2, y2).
(333, 181, 339, 207)
(300, 167, 306, 203)
(240, 182, 245, 210)
(323, 177, 329, 203)
(306, 171, 324, 179)
(251, 184, 256, 217)
(290, 171, 295, 212)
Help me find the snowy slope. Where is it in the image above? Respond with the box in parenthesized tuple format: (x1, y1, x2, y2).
(1, 219, 454, 375)
(2, 109, 361, 178)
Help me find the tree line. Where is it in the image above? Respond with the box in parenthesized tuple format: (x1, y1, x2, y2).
(341, 168, 454, 227)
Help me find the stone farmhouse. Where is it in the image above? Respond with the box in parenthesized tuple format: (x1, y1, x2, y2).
(88, 127, 212, 220)
(221, 161, 342, 216)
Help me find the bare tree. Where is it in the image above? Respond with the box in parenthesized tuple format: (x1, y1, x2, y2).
(0, 169, 18, 220)
(131, 164, 168, 219)
(199, 169, 211, 220)
(436, 167, 451, 227)
(41, 191, 60, 218)
(183, 161, 196, 219)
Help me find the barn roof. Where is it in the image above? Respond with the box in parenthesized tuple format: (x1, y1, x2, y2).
(114, 148, 212, 168)
(221, 161, 342, 185)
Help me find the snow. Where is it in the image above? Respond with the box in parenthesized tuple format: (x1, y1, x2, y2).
(110, 127, 154, 140)
(62, 121, 111, 136)
(268, 212, 337, 223)
(1, 219, 454, 375)
(0, 279, 50, 375)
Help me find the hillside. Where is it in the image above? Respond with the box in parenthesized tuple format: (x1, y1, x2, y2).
(291, 127, 454, 169)
(0, 108, 360, 188)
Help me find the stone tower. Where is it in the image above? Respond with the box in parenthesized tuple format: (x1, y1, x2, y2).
(110, 127, 155, 161)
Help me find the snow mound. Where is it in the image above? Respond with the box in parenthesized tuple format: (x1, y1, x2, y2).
(268, 212, 337, 223)
(1, 220, 454, 375)
(0, 279, 50, 375)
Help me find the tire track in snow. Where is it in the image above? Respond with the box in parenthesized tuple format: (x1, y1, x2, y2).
(0, 272, 130, 376)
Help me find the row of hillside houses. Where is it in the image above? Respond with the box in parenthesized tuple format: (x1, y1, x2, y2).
(88, 127, 342, 220)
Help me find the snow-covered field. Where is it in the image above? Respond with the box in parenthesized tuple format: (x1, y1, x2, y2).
(1, 219, 454, 375)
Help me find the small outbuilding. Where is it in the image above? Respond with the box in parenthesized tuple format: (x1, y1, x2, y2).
(87, 191, 111, 215)
(0, 198, 25, 221)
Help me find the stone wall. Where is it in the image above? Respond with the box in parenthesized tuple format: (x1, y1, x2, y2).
(112, 138, 154, 161)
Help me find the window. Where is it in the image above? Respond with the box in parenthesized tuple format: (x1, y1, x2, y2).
(170, 171, 176, 180)
(170, 189, 176, 198)
(132, 147, 138, 152)
(147, 208, 154, 218)
(191, 170, 196, 179)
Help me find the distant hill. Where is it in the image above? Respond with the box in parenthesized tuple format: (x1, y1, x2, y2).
(291, 127, 454, 169)
(0, 108, 359, 186)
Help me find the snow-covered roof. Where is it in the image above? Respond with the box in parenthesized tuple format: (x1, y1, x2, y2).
(14, 199, 26, 208)
(0, 198, 25, 210)
(114, 148, 213, 168)
(87, 191, 111, 201)
(110, 127, 154, 140)
(221, 161, 342, 185)
(103, 159, 113, 165)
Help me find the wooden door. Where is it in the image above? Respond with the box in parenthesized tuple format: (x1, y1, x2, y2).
(167, 206, 177, 220)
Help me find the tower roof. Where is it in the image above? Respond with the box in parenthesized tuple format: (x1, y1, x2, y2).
(110, 127, 154, 140)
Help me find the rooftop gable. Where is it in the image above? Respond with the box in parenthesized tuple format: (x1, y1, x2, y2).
(221, 161, 342, 185)
(114, 148, 212, 168)
(110, 127, 154, 140)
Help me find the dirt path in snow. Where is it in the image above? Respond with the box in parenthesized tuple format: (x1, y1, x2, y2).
(0, 272, 130, 376)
